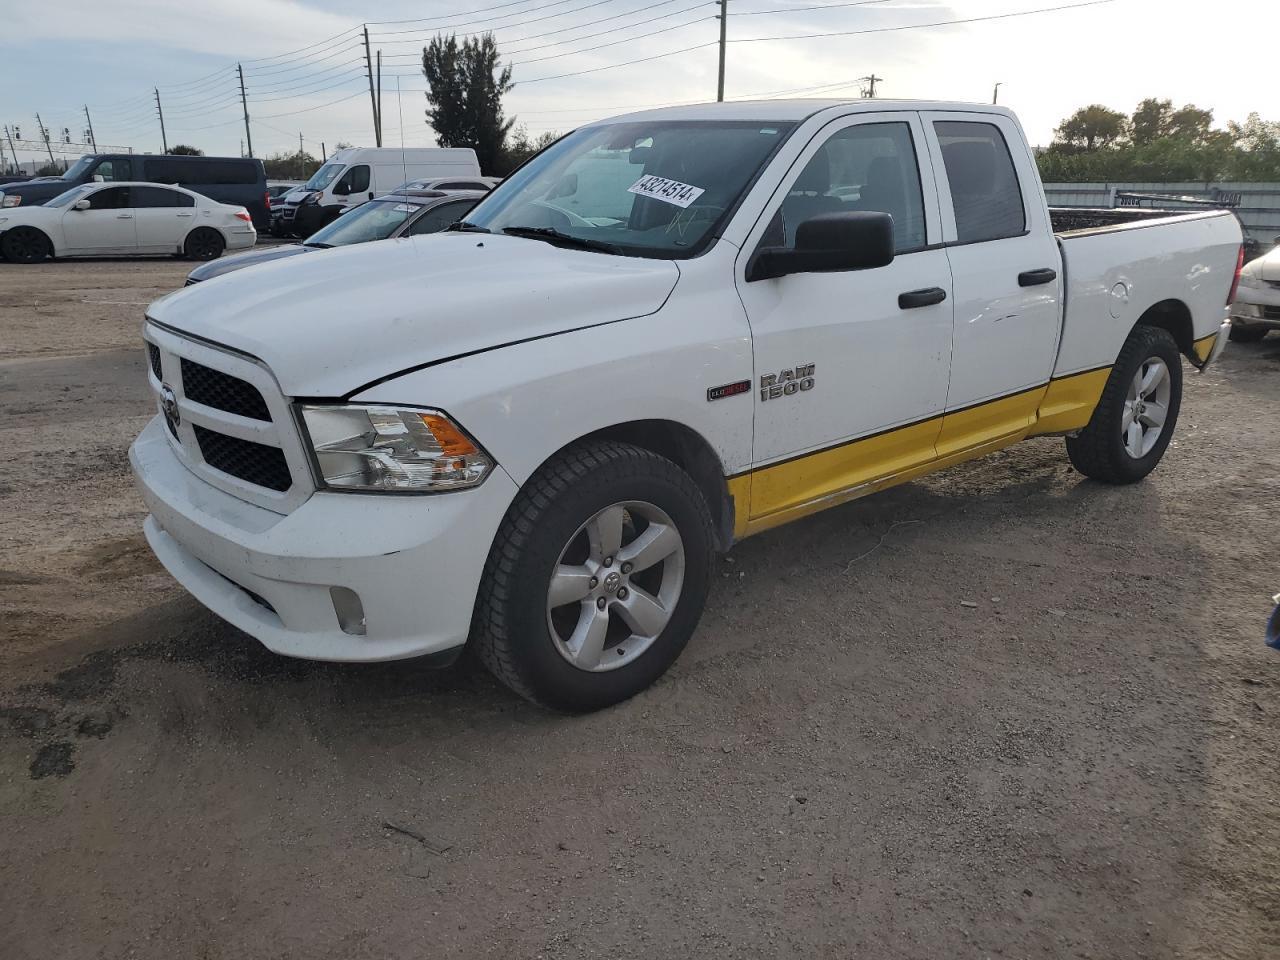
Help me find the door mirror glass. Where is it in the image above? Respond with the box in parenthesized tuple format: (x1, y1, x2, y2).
(73, 199, 91, 210)
(92, 175, 104, 183)
(747, 211, 894, 282)
(332, 179, 350, 196)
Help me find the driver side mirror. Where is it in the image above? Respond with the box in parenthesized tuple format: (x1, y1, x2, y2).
(746, 211, 895, 282)
(332, 180, 351, 196)
(73, 199, 91, 211)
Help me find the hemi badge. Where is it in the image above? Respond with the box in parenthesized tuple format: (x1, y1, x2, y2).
(707, 380, 751, 402)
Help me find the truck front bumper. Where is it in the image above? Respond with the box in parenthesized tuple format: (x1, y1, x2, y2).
(130, 415, 517, 662)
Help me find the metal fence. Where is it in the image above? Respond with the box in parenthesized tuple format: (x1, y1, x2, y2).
(1043, 182, 1280, 248)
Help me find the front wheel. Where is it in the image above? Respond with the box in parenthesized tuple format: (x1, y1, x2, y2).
(1066, 324, 1183, 484)
(1, 227, 52, 263)
(472, 441, 714, 712)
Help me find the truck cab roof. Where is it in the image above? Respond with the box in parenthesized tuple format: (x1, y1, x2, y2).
(598, 99, 1018, 125)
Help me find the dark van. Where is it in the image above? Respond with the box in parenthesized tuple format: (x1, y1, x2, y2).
(0, 154, 270, 228)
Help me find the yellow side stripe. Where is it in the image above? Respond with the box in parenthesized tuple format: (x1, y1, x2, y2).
(728, 366, 1114, 540)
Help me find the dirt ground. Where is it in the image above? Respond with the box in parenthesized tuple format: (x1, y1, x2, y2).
(1, 257, 1278, 960)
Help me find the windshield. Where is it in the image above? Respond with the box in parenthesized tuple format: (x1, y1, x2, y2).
(305, 199, 421, 246)
(305, 162, 345, 191)
(61, 157, 95, 181)
(45, 185, 95, 208)
(463, 120, 795, 258)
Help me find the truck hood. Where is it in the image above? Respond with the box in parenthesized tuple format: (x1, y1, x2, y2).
(148, 232, 680, 397)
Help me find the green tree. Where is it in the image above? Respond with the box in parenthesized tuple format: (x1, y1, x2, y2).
(499, 125, 560, 174)
(422, 32, 514, 173)
(167, 144, 204, 156)
(1131, 98, 1172, 146)
(34, 163, 63, 177)
(1054, 104, 1129, 151)
(1167, 105, 1215, 144)
(262, 150, 320, 180)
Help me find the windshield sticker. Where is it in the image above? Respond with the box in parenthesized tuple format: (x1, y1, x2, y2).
(628, 175, 705, 209)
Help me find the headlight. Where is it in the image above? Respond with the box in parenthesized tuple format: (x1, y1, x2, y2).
(299, 405, 493, 492)
(0, 194, 19, 208)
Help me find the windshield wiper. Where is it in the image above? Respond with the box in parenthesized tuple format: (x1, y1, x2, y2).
(446, 221, 491, 234)
(501, 226, 619, 254)
(306, 242, 333, 249)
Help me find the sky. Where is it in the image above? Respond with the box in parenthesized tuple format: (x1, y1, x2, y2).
(1, 0, 1275, 166)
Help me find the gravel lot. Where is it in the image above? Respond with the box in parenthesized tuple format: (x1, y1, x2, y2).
(2, 257, 1278, 959)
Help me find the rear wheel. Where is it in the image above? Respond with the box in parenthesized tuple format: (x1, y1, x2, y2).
(1, 227, 52, 263)
(472, 441, 714, 712)
(1228, 322, 1268, 343)
(1066, 325, 1183, 484)
(184, 228, 225, 261)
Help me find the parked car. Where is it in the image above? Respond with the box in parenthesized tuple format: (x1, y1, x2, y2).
(186, 189, 482, 284)
(267, 181, 302, 202)
(391, 175, 499, 193)
(272, 147, 482, 237)
(0, 182, 255, 262)
(1227, 240, 1280, 341)
(131, 101, 1241, 712)
(0, 154, 270, 229)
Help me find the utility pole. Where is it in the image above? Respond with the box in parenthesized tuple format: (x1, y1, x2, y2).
(0, 127, 11, 174)
(237, 64, 253, 158)
(299, 132, 304, 155)
(153, 89, 168, 153)
(716, 0, 728, 102)
(363, 25, 381, 146)
(376, 50, 383, 145)
(864, 74, 882, 98)
(321, 140, 327, 161)
(992, 82, 1003, 104)
(83, 105, 97, 152)
(6, 125, 19, 173)
(35, 114, 55, 164)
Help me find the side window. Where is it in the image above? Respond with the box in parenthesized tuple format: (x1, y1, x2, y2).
(934, 121, 1026, 243)
(338, 165, 370, 194)
(409, 200, 476, 235)
(772, 122, 926, 253)
(133, 186, 195, 208)
(87, 186, 130, 210)
(92, 159, 132, 182)
(146, 158, 182, 183)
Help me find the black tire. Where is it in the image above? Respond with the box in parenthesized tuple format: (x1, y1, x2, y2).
(1, 227, 52, 264)
(1066, 325, 1183, 484)
(184, 228, 225, 261)
(472, 441, 715, 712)
(1228, 322, 1268, 343)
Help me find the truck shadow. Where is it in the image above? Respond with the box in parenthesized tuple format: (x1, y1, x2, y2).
(3, 436, 1260, 958)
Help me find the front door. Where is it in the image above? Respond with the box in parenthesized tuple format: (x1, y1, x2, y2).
(62, 185, 136, 254)
(920, 112, 1064, 455)
(735, 112, 953, 525)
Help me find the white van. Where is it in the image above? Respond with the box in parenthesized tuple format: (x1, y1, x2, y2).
(279, 147, 482, 236)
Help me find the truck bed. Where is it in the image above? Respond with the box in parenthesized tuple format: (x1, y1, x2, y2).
(1050, 209, 1241, 379)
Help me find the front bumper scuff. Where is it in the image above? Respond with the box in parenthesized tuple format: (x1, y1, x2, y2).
(130, 415, 517, 662)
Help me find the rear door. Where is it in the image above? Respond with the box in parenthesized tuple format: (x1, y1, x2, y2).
(132, 186, 196, 252)
(735, 111, 953, 524)
(920, 112, 1063, 455)
(62, 185, 136, 254)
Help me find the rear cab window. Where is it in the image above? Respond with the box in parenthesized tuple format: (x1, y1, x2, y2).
(933, 120, 1026, 243)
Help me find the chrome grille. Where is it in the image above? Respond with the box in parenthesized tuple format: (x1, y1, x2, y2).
(180, 358, 270, 421)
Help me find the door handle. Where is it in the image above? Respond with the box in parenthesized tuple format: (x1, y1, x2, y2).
(116, 213, 133, 219)
(898, 287, 947, 309)
(1018, 267, 1057, 287)
(177, 212, 194, 217)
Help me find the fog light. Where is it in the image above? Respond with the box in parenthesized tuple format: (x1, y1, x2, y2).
(330, 586, 367, 636)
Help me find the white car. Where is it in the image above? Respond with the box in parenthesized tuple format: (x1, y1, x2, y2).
(131, 100, 1241, 712)
(0, 182, 256, 263)
(1229, 243, 1280, 341)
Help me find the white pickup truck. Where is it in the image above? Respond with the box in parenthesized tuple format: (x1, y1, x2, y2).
(131, 100, 1243, 711)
